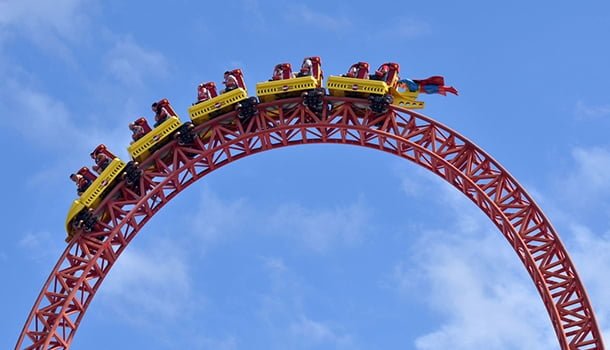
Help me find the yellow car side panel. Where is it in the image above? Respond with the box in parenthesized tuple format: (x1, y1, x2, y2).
(65, 157, 126, 237)
(127, 116, 182, 163)
(326, 76, 389, 97)
(65, 200, 86, 237)
(390, 88, 425, 109)
(256, 75, 319, 103)
(188, 88, 248, 125)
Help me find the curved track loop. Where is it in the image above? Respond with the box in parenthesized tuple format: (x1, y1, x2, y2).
(17, 96, 604, 349)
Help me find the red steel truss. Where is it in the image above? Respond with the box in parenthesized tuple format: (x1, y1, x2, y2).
(16, 97, 604, 349)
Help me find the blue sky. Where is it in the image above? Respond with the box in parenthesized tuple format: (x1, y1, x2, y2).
(2, 0, 610, 349)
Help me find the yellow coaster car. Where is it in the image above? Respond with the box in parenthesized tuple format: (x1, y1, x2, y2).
(390, 87, 424, 109)
(326, 75, 390, 96)
(189, 87, 249, 125)
(128, 116, 182, 163)
(65, 157, 126, 240)
(256, 75, 320, 103)
(327, 62, 425, 111)
(256, 57, 323, 103)
(189, 68, 257, 125)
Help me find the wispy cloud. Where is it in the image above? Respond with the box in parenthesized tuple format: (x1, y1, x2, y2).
(18, 231, 62, 262)
(575, 100, 610, 120)
(101, 238, 197, 327)
(0, 74, 130, 174)
(398, 165, 485, 235)
(0, 0, 94, 62)
(189, 335, 238, 350)
(104, 36, 169, 87)
(391, 148, 610, 348)
(289, 316, 353, 348)
(261, 256, 288, 274)
(188, 188, 370, 254)
(392, 219, 556, 349)
(418, 234, 554, 349)
(0, 0, 91, 38)
(257, 257, 356, 349)
(383, 18, 430, 39)
(1, 80, 87, 151)
(522, 143, 610, 346)
(286, 4, 352, 32)
(566, 224, 610, 335)
(391, 166, 557, 348)
(189, 188, 249, 248)
(267, 198, 370, 253)
(557, 147, 610, 210)
(241, 0, 265, 29)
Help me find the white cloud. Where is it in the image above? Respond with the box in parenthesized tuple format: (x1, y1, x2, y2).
(390, 150, 610, 349)
(384, 18, 430, 39)
(559, 147, 610, 209)
(0, 0, 93, 62)
(257, 258, 356, 349)
(398, 165, 486, 235)
(104, 37, 169, 87)
(190, 188, 249, 247)
(394, 225, 556, 349)
(267, 198, 369, 253)
(390, 166, 557, 349)
(0, 0, 90, 37)
(0, 76, 129, 162)
(571, 147, 610, 190)
(1, 80, 87, 150)
(287, 4, 352, 32)
(190, 335, 238, 350)
(575, 100, 610, 120)
(18, 231, 62, 261)
(498, 144, 610, 346)
(400, 170, 427, 197)
(563, 224, 610, 340)
(101, 239, 196, 326)
(188, 188, 370, 253)
(241, 0, 265, 28)
(262, 256, 288, 274)
(289, 316, 353, 348)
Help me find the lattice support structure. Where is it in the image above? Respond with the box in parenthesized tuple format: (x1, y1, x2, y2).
(16, 96, 604, 349)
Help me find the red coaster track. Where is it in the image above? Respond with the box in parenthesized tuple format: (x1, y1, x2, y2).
(16, 96, 604, 349)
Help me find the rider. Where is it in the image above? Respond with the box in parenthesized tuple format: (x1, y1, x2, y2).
(152, 102, 171, 127)
(92, 152, 111, 174)
(70, 173, 92, 196)
(197, 83, 212, 102)
(129, 122, 146, 143)
(296, 58, 313, 77)
(344, 62, 368, 79)
(222, 71, 239, 93)
(271, 65, 284, 80)
(371, 63, 390, 81)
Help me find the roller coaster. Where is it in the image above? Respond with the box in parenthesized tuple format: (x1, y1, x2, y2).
(64, 57, 457, 242)
(16, 57, 605, 350)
